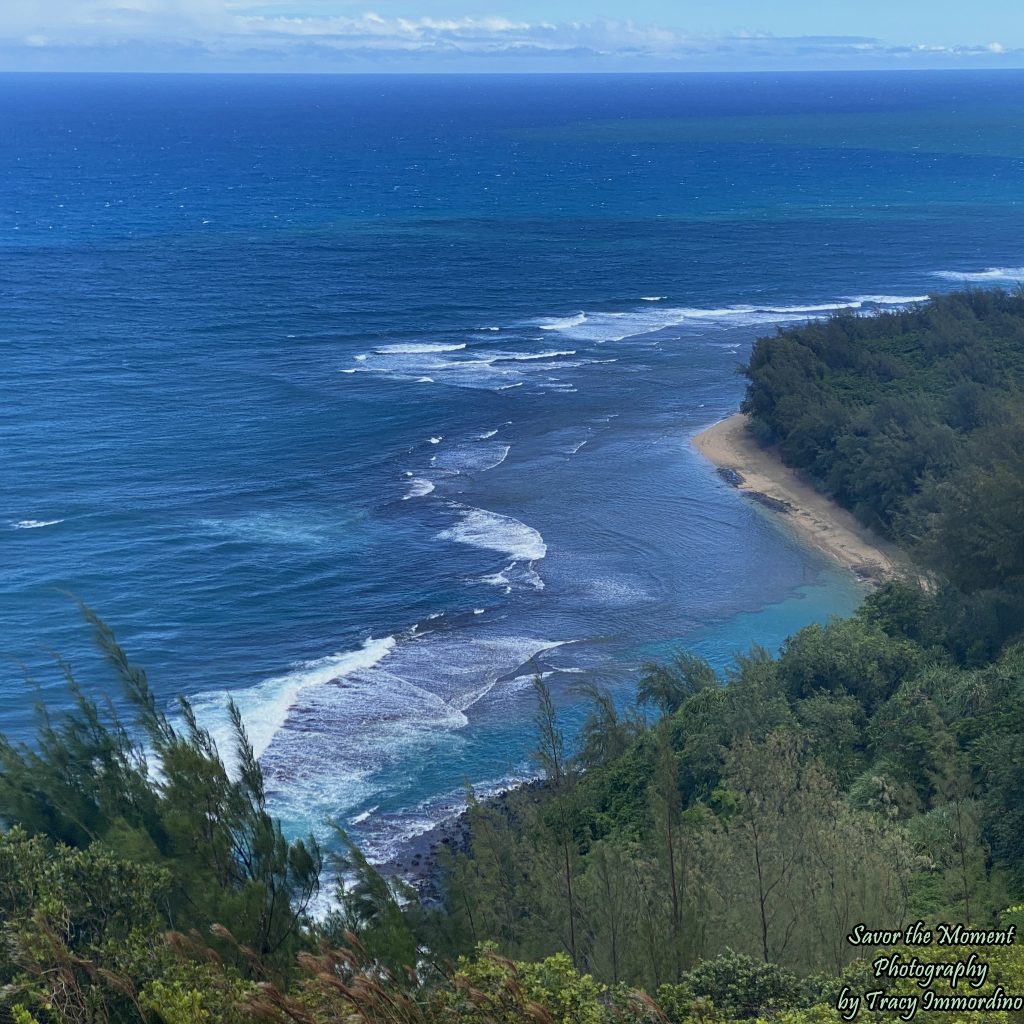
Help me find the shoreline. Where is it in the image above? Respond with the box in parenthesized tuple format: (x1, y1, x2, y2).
(374, 781, 547, 904)
(376, 413, 908, 894)
(693, 413, 908, 584)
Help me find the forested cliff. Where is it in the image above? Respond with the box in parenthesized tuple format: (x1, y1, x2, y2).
(742, 288, 1024, 661)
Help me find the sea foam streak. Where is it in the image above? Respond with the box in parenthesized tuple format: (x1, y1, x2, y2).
(933, 266, 1024, 282)
(481, 561, 545, 592)
(533, 295, 927, 344)
(376, 342, 467, 354)
(10, 519, 64, 529)
(254, 633, 563, 860)
(191, 636, 397, 763)
(438, 505, 547, 561)
(356, 343, 575, 393)
(851, 294, 931, 305)
(350, 806, 378, 826)
(431, 442, 510, 476)
(492, 350, 577, 362)
(538, 313, 587, 330)
(403, 478, 435, 499)
(351, 772, 535, 864)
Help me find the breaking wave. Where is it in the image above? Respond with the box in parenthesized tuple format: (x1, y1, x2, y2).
(438, 505, 547, 562)
(932, 266, 1024, 282)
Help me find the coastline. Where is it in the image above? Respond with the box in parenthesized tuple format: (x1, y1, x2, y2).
(375, 781, 548, 904)
(378, 413, 908, 895)
(693, 413, 907, 584)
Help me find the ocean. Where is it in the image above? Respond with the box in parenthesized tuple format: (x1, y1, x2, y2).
(3, 70, 1023, 860)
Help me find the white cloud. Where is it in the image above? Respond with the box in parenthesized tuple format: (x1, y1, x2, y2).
(0, 2, 1021, 69)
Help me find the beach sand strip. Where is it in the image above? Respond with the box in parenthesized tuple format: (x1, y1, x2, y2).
(693, 413, 909, 583)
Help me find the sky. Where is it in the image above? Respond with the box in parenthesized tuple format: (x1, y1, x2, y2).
(1, 0, 1023, 73)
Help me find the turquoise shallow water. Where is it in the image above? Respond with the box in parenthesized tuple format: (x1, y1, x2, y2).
(3, 71, 1023, 857)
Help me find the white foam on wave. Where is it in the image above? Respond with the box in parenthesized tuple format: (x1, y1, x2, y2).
(493, 350, 577, 362)
(428, 436, 443, 444)
(431, 442, 510, 476)
(350, 805, 378, 826)
(481, 567, 512, 594)
(403, 478, 435, 500)
(852, 294, 930, 305)
(932, 266, 1024, 282)
(354, 353, 368, 361)
(477, 429, 498, 439)
(484, 561, 544, 591)
(377, 342, 467, 354)
(254, 632, 564, 863)
(354, 339, 583, 394)
(352, 771, 538, 866)
(10, 519, 63, 529)
(532, 296, 928, 344)
(538, 312, 587, 330)
(641, 296, 665, 301)
(767, 302, 863, 313)
(439, 505, 547, 562)
(191, 636, 398, 765)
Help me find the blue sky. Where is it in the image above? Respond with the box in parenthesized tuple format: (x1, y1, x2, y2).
(2, 0, 1023, 72)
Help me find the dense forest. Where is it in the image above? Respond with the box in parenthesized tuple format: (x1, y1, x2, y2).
(743, 287, 1024, 663)
(3, 290, 1024, 1023)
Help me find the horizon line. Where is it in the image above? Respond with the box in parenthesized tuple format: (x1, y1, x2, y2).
(3, 66, 1024, 76)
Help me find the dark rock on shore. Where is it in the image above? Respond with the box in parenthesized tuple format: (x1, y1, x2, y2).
(372, 779, 550, 908)
(746, 490, 794, 514)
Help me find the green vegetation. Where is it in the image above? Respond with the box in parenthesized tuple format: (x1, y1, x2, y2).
(3, 290, 1024, 1021)
(743, 287, 1024, 662)
(444, 586, 1024, 990)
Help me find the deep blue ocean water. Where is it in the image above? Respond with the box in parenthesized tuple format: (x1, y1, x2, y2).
(3, 71, 1024, 860)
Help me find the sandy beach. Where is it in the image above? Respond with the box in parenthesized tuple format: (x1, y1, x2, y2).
(693, 413, 908, 583)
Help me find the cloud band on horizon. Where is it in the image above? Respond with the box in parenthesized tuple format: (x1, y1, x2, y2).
(0, 1, 1019, 72)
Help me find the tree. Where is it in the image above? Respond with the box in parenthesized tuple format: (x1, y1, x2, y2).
(324, 829, 420, 973)
(574, 683, 644, 770)
(533, 676, 580, 968)
(702, 732, 911, 975)
(0, 608, 322, 980)
(442, 792, 525, 952)
(636, 653, 717, 719)
(647, 721, 696, 981)
(0, 828, 251, 1022)
(777, 617, 925, 712)
(577, 839, 641, 985)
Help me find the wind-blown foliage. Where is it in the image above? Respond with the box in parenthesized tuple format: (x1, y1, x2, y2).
(0, 606, 322, 983)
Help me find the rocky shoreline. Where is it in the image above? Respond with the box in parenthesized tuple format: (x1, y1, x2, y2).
(373, 780, 550, 906)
